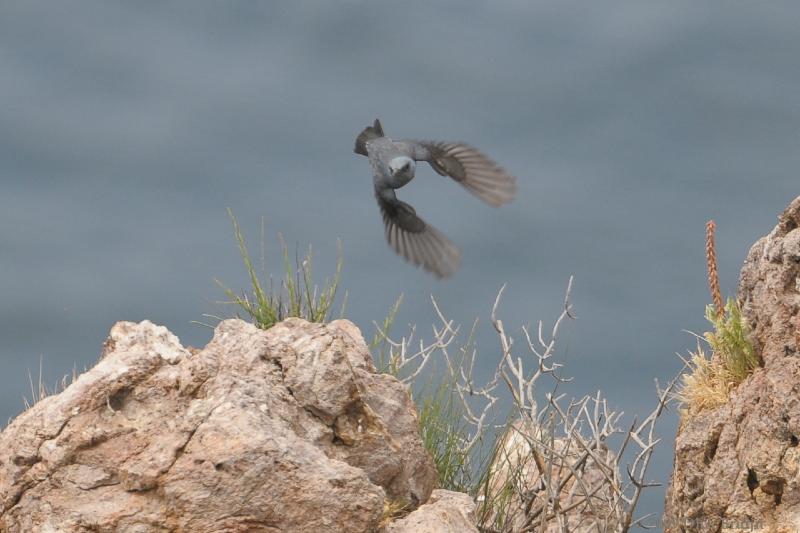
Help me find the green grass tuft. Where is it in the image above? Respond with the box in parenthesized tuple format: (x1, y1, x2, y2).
(217, 209, 344, 329)
(678, 298, 758, 416)
(703, 298, 759, 382)
(417, 374, 475, 493)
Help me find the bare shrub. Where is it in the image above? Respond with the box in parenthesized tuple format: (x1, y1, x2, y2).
(375, 277, 680, 532)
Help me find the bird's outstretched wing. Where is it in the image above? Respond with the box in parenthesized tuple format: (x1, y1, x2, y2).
(410, 141, 517, 207)
(375, 192, 461, 279)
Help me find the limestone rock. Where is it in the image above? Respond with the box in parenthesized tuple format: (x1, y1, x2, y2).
(384, 490, 478, 533)
(665, 196, 800, 532)
(739, 194, 800, 366)
(0, 317, 436, 533)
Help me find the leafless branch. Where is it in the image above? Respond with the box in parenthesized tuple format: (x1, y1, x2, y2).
(383, 276, 678, 532)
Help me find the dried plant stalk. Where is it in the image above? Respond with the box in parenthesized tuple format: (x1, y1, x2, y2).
(706, 220, 723, 319)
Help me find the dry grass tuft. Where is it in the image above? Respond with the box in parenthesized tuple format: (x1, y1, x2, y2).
(379, 498, 412, 529)
(677, 344, 735, 416)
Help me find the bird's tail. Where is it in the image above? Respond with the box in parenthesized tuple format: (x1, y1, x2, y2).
(354, 118, 385, 156)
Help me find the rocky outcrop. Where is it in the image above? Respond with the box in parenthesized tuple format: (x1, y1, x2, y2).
(384, 490, 478, 533)
(0, 317, 437, 532)
(665, 196, 800, 532)
(739, 195, 800, 365)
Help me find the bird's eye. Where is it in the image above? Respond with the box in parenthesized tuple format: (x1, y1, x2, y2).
(402, 162, 410, 171)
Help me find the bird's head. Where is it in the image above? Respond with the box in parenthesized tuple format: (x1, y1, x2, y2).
(388, 156, 415, 178)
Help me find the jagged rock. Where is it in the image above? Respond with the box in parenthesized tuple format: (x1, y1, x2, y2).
(384, 490, 478, 533)
(665, 196, 800, 532)
(0, 317, 436, 533)
(739, 195, 800, 365)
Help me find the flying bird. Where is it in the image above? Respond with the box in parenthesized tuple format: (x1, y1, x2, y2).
(354, 119, 517, 278)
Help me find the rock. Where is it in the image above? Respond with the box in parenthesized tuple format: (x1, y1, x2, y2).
(0, 317, 436, 533)
(665, 196, 800, 532)
(739, 195, 800, 366)
(384, 489, 478, 533)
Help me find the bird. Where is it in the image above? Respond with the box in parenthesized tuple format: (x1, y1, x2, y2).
(354, 118, 517, 278)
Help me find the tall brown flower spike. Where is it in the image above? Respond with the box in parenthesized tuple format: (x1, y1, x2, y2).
(706, 220, 724, 318)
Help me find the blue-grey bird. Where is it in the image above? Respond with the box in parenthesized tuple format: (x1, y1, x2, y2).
(354, 119, 517, 278)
